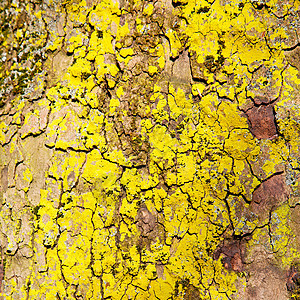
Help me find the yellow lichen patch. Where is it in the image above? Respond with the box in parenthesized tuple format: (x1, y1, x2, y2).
(88, 1, 120, 32)
(109, 98, 120, 114)
(152, 97, 169, 123)
(92, 227, 117, 268)
(66, 0, 88, 26)
(47, 36, 64, 52)
(269, 203, 292, 257)
(66, 32, 85, 53)
(260, 138, 288, 177)
(68, 58, 92, 78)
(148, 65, 158, 76)
(0, 122, 6, 144)
(217, 101, 248, 131)
(166, 29, 182, 59)
(225, 129, 260, 160)
(82, 149, 121, 191)
(169, 84, 193, 117)
(148, 125, 177, 169)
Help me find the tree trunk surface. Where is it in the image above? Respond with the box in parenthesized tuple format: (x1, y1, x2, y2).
(1, 0, 300, 299)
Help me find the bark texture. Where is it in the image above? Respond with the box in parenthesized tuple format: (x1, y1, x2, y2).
(1, 0, 300, 299)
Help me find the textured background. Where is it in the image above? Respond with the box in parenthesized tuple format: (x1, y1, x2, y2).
(1, 0, 300, 299)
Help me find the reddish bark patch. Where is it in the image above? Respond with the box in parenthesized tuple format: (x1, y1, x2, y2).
(287, 265, 300, 293)
(246, 105, 278, 139)
(251, 174, 289, 220)
(214, 240, 245, 272)
(252, 174, 288, 206)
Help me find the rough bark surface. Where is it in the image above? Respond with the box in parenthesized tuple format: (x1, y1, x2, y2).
(1, 0, 300, 299)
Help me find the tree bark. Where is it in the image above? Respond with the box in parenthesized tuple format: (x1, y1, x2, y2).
(1, 0, 300, 299)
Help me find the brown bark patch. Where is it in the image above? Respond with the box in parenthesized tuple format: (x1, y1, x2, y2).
(182, 284, 201, 300)
(253, 96, 271, 105)
(286, 47, 300, 73)
(251, 173, 289, 221)
(172, 50, 192, 85)
(0, 166, 8, 192)
(136, 204, 156, 238)
(287, 265, 300, 294)
(246, 105, 278, 139)
(67, 171, 75, 184)
(252, 173, 288, 206)
(214, 239, 245, 272)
